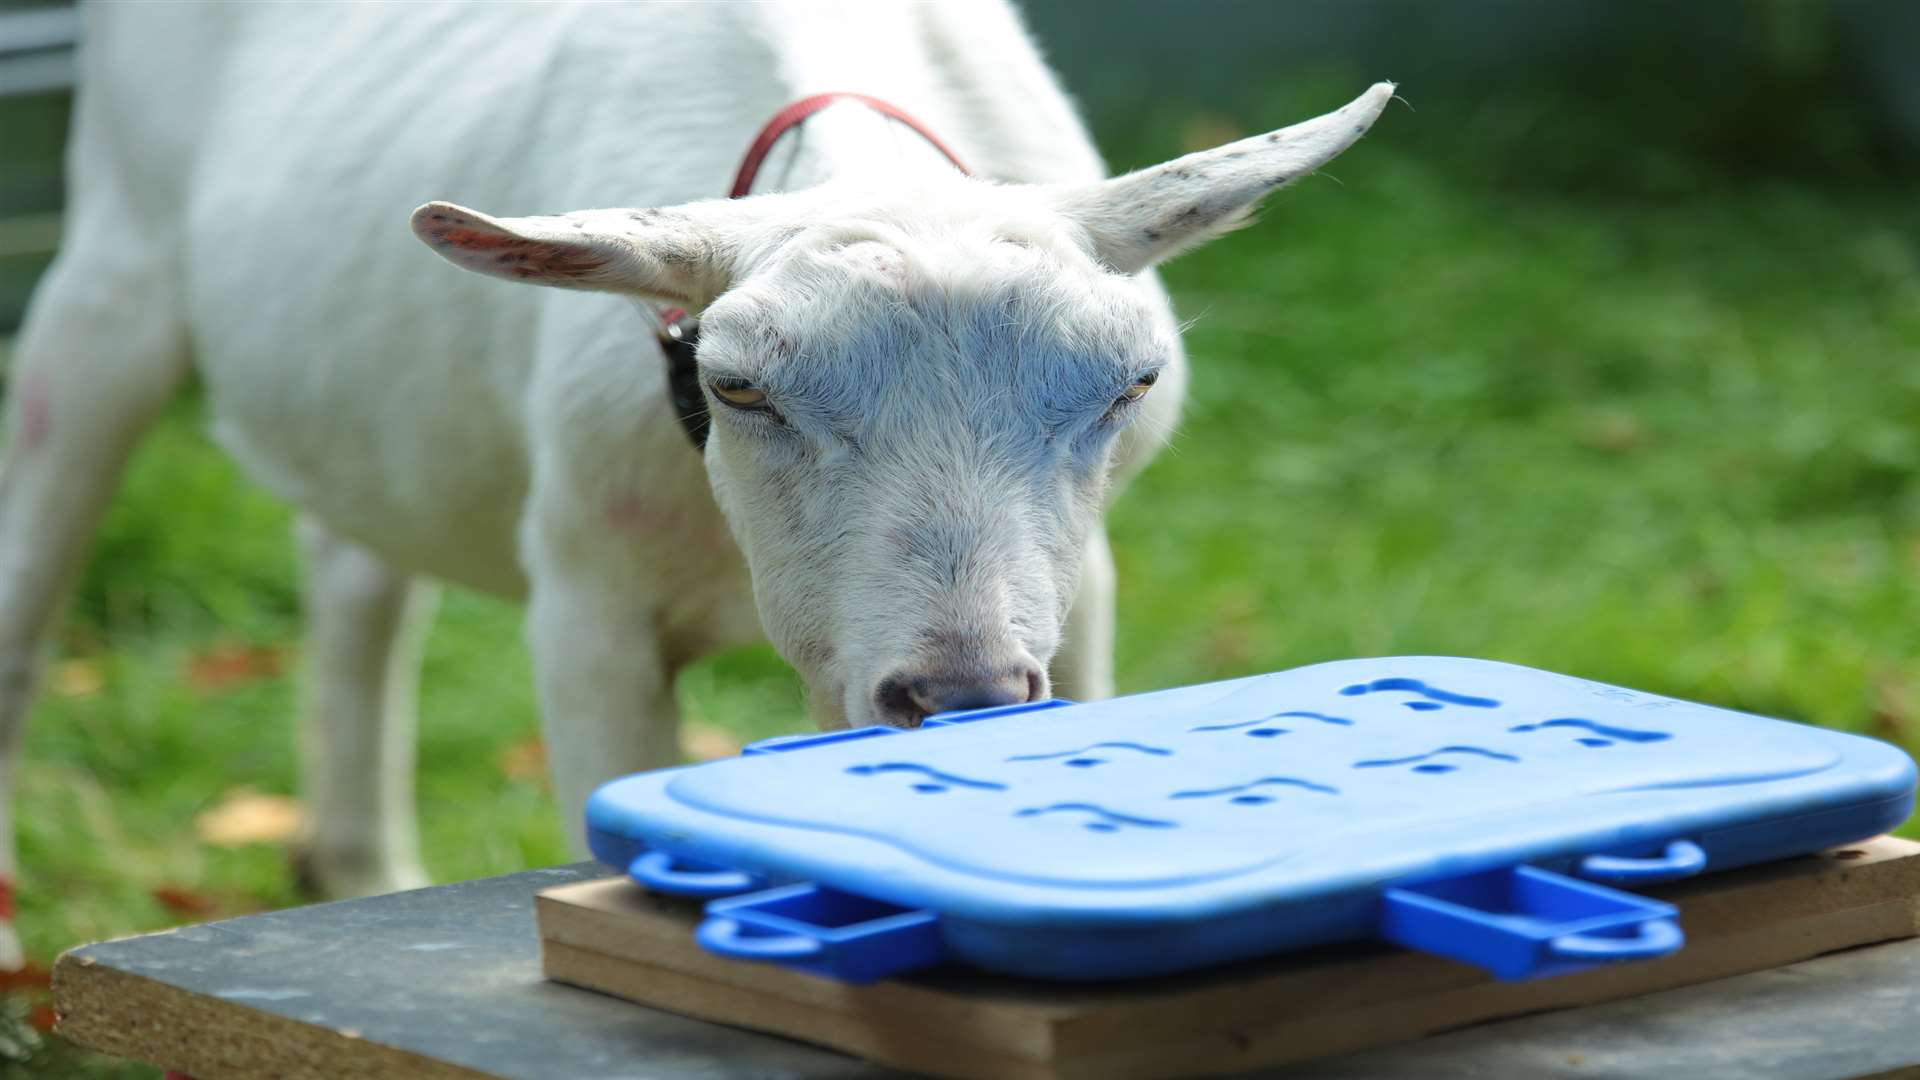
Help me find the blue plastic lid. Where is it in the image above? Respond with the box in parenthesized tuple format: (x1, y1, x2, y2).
(590, 657, 1915, 930)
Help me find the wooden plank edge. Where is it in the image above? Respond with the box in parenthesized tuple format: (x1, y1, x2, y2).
(1075, 897, 1920, 1080)
(1051, 838, 1920, 1051)
(53, 950, 484, 1080)
(535, 886, 1071, 1063)
(541, 897, 1920, 1080)
(543, 940, 1060, 1080)
(536, 838, 1920, 1060)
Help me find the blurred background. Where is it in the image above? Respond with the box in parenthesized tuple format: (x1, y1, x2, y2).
(2, 1, 1917, 1073)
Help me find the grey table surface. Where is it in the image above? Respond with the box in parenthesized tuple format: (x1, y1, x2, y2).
(65, 863, 1920, 1080)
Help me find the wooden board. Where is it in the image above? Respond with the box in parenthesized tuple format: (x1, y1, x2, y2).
(538, 838, 1920, 1080)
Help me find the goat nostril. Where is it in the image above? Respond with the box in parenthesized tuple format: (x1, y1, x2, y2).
(873, 676, 927, 728)
(881, 663, 1044, 723)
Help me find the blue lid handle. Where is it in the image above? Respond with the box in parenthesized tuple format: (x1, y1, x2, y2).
(1549, 917, 1684, 961)
(1577, 840, 1707, 885)
(696, 883, 947, 983)
(628, 851, 765, 898)
(695, 916, 828, 961)
(1380, 864, 1683, 980)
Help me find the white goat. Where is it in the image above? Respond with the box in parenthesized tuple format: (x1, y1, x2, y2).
(0, 2, 1390, 967)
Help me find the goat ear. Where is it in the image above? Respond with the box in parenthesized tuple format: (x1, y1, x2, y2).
(410, 201, 732, 307)
(1050, 82, 1396, 275)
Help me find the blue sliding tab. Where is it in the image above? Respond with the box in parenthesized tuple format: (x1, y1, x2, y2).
(1380, 865, 1681, 980)
(697, 883, 944, 983)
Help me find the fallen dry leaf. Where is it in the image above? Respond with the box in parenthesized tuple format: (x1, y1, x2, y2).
(682, 722, 743, 761)
(150, 885, 219, 918)
(194, 787, 308, 847)
(498, 735, 548, 788)
(186, 641, 289, 695)
(1578, 409, 1650, 454)
(1871, 672, 1915, 744)
(52, 659, 104, 699)
(0, 964, 50, 993)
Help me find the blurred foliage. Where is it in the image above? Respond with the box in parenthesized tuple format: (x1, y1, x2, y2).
(1027, 0, 1920, 189)
(1106, 143, 1920, 730)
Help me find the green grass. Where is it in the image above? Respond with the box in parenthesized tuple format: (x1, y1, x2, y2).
(1118, 153, 1920, 725)
(5, 143, 1918, 1074)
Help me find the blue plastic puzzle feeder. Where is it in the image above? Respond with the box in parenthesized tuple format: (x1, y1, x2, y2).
(586, 657, 1916, 984)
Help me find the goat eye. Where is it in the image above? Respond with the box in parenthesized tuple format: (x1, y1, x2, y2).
(709, 379, 770, 410)
(1119, 370, 1159, 403)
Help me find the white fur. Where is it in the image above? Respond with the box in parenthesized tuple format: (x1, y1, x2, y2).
(0, 0, 1389, 966)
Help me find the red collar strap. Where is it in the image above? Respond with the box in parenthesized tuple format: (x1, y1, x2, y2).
(659, 93, 968, 327)
(659, 94, 968, 451)
(729, 91, 971, 197)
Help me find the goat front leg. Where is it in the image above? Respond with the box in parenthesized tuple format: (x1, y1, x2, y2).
(524, 553, 680, 856)
(1051, 525, 1117, 702)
